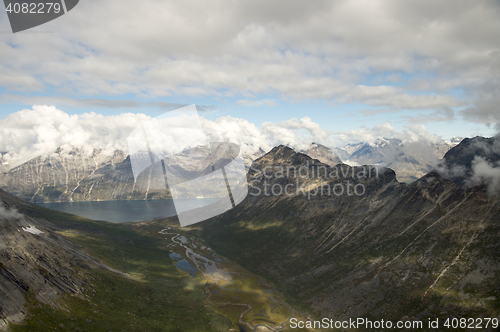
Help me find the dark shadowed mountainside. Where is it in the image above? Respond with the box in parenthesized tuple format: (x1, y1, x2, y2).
(189, 139, 500, 330)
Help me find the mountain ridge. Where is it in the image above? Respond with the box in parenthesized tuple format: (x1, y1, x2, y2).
(186, 136, 500, 327)
(0, 137, 465, 203)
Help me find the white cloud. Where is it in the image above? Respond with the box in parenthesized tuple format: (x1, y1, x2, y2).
(0, 106, 150, 167)
(332, 122, 442, 147)
(461, 79, 500, 131)
(235, 99, 277, 107)
(467, 156, 500, 196)
(0, 106, 449, 169)
(1, 0, 499, 113)
(405, 108, 456, 124)
(436, 137, 500, 196)
(0, 201, 23, 220)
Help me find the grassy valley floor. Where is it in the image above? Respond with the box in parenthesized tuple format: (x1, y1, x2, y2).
(10, 206, 318, 332)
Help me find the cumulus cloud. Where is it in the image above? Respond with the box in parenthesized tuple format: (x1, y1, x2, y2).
(332, 122, 442, 147)
(436, 135, 500, 196)
(406, 107, 456, 124)
(461, 79, 500, 132)
(0, 106, 449, 169)
(466, 157, 500, 196)
(0, 105, 150, 167)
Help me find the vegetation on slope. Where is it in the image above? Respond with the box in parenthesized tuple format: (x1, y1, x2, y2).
(6, 203, 231, 332)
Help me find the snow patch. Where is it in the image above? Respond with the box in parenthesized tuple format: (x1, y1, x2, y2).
(22, 225, 44, 235)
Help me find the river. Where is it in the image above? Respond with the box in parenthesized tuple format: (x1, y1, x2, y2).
(159, 228, 308, 332)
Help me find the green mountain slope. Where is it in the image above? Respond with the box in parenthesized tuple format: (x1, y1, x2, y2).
(0, 188, 232, 332)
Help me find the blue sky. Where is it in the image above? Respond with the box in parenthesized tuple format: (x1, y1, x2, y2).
(1, 92, 493, 140)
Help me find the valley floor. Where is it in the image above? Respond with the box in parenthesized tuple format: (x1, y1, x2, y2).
(5, 203, 318, 332)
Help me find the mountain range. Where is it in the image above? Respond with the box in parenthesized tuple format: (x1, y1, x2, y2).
(333, 138, 459, 182)
(0, 139, 457, 203)
(185, 136, 499, 328)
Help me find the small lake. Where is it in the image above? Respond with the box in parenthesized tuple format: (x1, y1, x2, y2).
(173, 259, 197, 277)
(36, 198, 219, 223)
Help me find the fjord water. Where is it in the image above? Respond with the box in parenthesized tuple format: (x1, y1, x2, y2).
(36, 198, 219, 223)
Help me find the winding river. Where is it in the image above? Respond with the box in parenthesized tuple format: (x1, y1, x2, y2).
(158, 228, 297, 332)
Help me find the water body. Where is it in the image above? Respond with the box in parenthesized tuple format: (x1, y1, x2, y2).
(36, 198, 219, 223)
(163, 231, 298, 331)
(168, 252, 183, 260)
(174, 259, 197, 277)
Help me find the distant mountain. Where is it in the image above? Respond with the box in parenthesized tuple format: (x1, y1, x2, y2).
(349, 138, 402, 164)
(0, 137, 462, 202)
(193, 138, 500, 326)
(335, 138, 458, 182)
(0, 148, 170, 203)
(242, 147, 266, 170)
(301, 143, 343, 166)
(0, 145, 263, 203)
(0, 153, 10, 173)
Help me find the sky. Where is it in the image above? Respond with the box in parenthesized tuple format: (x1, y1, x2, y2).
(1, 0, 500, 167)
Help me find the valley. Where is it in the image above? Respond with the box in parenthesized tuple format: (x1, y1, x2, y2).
(2, 136, 499, 331)
(0, 187, 316, 332)
(2, 2, 499, 330)
(156, 227, 313, 331)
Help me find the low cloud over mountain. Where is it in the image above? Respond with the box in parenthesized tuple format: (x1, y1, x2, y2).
(437, 135, 500, 196)
(1, 106, 454, 172)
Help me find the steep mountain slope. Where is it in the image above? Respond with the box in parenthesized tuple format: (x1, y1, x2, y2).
(0, 188, 236, 332)
(191, 139, 500, 329)
(0, 189, 120, 330)
(332, 143, 363, 162)
(0, 148, 170, 203)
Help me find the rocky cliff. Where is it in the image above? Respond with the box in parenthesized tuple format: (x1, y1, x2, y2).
(302, 143, 343, 166)
(0, 146, 264, 203)
(0, 148, 174, 203)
